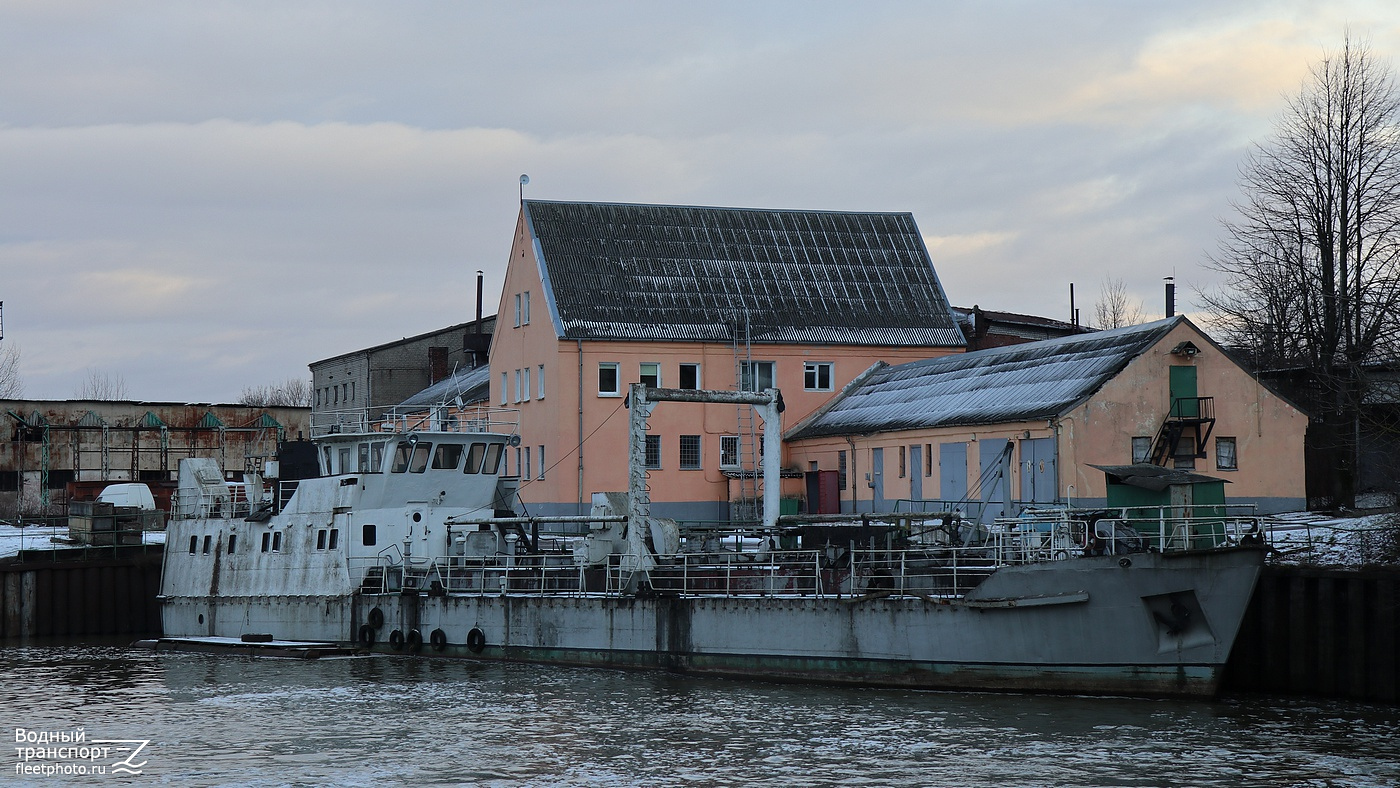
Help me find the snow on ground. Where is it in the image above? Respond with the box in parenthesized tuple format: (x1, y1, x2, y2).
(0, 521, 165, 560)
(1265, 510, 1400, 568)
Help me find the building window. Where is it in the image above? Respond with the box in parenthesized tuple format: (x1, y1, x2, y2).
(838, 451, 848, 490)
(804, 362, 833, 391)
(362, 524, 377, 547)
(679, 363, 700, 390)
(514, 293, 522, 327)
(538, 365, 546, 399)
(315, 389, 321, 407)
(513, 369, 522, 403)
(1216, 437, 1238, 470)
(925, 443, 933, 477)
(523, 446, 532, 480)
(514, 446, 522, 477)
(680, 435, 702, 469)
(1131, 436, 1152, 464)
(899, 446, 907, 478)
(644, 435, 662, 469)
(350, 382, 355, 402)
(500, 373, 508, 405)
(740, 361, 775, 392)
(640, 362, 660, 388)
(1173, 435, 1197, 470)
(523, 367, 532, 402)
(720, 435, 739, 468)
(598, 363, 620, 396)
(538, 446, 546, 480)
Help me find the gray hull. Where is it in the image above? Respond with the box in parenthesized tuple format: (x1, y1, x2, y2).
(161, 547, 1262, 697)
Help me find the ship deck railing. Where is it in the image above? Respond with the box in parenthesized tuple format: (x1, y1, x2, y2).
(311, 405, 519, 438)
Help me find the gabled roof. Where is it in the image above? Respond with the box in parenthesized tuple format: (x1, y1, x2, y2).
(523, 200, 964, 347)
(787, 317, 1185, 439)
(397, 364, 492, 409)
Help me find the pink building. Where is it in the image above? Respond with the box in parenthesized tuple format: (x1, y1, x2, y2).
(489, 200, 966, 521)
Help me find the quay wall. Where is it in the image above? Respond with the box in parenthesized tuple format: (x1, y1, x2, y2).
(0, 548, 163, 639)
(1224, 565, 1400, 704)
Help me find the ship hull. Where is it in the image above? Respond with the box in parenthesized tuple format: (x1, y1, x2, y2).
(161, 547, 1262, 698)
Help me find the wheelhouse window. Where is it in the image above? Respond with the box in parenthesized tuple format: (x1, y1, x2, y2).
(740, 361, 775, 392)
(432, 443, 464, 470)
(465, 442, 486, 474)
(409, 443, 432, 473)
(391, 442, 413, 473)
(598, 363, 620, 396)
(482, 443, 504, 474)
(371, 442, 385, 473)
(358, 443, 370, 472)
(804, 362, 833, 391)
(640, 362, 661, 388)
(679, 363, 700, 390)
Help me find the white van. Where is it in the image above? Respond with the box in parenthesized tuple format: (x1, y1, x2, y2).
(96, 482, 157, 511)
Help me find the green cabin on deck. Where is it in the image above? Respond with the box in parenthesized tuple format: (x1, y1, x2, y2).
(1092, 463, 1229, 548)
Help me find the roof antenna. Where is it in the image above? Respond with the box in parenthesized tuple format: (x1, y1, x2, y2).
(519, 173, 529, 203)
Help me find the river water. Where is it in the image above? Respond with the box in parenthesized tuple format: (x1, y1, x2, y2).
(2, 640, 1397, 787)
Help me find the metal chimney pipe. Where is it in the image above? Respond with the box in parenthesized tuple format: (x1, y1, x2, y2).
(476, 270, 484, 332)
(1165, 277, 1175, 318)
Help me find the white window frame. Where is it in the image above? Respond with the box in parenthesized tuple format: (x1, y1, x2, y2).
(678, 363, 701, 390)
(598, 362, 621, 397)
(500, 373, 508, 406)
(537, 364, 546, 399)
(804, 361, 834, 392)
(513, 293, 522, 327)
(537, 445, 546, 479)
(523, 367, 532, 402)
(740, 360, 775, 392)
(522, 291, 531, 325)
(513, 369, 522, 403)
(640, 362, 661, 388)
(720, 435, 740, 469)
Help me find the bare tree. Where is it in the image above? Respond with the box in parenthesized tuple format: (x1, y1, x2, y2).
(240, 378, 313, 407)
(1093, 277, 1146, 329)
(0, 342, 22, 399)
(1200, 35, 1400, 506)
(74, 369, 130, 400)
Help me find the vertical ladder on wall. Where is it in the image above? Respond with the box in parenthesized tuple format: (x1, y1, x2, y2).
(732, 315, 761, 524)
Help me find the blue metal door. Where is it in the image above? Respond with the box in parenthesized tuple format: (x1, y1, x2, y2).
(1019, 437, 1058, 504)
(870, 447, 885, 513)
(939, 442, 967, 506)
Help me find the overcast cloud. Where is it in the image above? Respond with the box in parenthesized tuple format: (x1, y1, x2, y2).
(2, 1, 1398, 402)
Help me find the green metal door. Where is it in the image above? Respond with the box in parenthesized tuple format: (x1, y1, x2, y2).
(1169, 366, 1198, 417)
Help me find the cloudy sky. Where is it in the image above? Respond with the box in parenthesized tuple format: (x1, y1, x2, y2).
(2, 1, 1398, 402)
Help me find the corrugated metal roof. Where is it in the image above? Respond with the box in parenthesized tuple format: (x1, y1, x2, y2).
(523, 200, 964, 347)
(788, 317, 1184, 439)
(398, 364, 492, 409)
